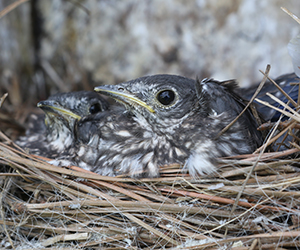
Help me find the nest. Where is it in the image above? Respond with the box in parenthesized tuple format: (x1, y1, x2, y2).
(1, 69, 300, 249)
(0, 136, 300, 249)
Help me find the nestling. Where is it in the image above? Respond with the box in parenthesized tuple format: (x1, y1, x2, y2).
(66, 74, 262, 177)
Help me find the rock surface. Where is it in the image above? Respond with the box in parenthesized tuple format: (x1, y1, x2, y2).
(0, 0, 299, 101)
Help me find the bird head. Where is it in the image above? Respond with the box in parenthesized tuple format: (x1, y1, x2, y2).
(37, 91, 109, 142)
(95, 75, 210, 133)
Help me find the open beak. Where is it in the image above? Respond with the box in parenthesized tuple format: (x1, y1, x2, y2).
(94, 85, 155, 113)
(37, 100, 82, 120)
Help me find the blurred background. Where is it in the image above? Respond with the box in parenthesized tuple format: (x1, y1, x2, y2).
(0, 0, 300, 138)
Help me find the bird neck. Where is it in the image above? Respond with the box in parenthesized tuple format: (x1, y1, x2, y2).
(46, 121, 74, 151)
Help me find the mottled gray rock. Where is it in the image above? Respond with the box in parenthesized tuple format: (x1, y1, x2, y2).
(0, 0, 300, 100)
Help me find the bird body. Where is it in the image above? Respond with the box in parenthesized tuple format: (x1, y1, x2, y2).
(72, 108, 253, 177)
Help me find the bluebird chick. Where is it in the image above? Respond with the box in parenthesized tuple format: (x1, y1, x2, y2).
(65, 74, 262, 177)
(16, 91, 109, 158)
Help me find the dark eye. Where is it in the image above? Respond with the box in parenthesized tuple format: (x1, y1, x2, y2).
(157, 90, 175, 105)
(89, 103, 102, 114)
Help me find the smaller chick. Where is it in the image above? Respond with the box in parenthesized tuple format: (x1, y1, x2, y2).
(16, 91, 109, 158)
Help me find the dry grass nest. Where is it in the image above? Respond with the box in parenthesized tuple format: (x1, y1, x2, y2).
(0, 69, 300, 249)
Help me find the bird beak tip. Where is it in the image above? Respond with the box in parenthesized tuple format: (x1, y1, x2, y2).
(37, 101, 46, 108)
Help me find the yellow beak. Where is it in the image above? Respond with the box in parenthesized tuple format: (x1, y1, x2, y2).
(37, 100, 82, 120)
(94, 86, 155, 113)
